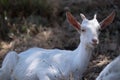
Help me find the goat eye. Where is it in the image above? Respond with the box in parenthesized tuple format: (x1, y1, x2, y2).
(81, 29, 86, 32)
(98, 29, 101, 32)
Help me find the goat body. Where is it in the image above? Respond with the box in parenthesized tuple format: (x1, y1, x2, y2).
(96, 55, 120, 80)
(11, 45, 92, 80)
(0, 51, 18, 80)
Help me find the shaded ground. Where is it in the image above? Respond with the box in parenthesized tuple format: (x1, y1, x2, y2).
(0, 0, 120, 80)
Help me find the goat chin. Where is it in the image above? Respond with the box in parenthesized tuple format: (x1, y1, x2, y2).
(86, 43, 97, 49)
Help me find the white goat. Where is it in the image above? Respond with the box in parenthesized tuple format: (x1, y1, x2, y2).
(0, 11, 115, 80)
(96, 55, 120, 80)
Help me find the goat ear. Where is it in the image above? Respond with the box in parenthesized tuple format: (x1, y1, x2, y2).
(66, 12, 81, 30)
(100, 11, 115, 29)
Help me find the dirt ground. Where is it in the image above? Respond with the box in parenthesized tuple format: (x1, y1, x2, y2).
(0, 0, 120, 80)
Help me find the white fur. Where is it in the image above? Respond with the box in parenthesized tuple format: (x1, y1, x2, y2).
(96, 56, 120, 80)
(0, 51, 18, 80)
(0, 11, 114, 80)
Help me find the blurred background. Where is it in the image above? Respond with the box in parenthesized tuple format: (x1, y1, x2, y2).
(0, 0, 120, 79)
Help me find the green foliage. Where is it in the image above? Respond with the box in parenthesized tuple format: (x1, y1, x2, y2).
(0, 0, 9, 6)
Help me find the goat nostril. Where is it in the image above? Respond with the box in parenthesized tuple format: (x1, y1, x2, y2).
(92, 39, 97, 43)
